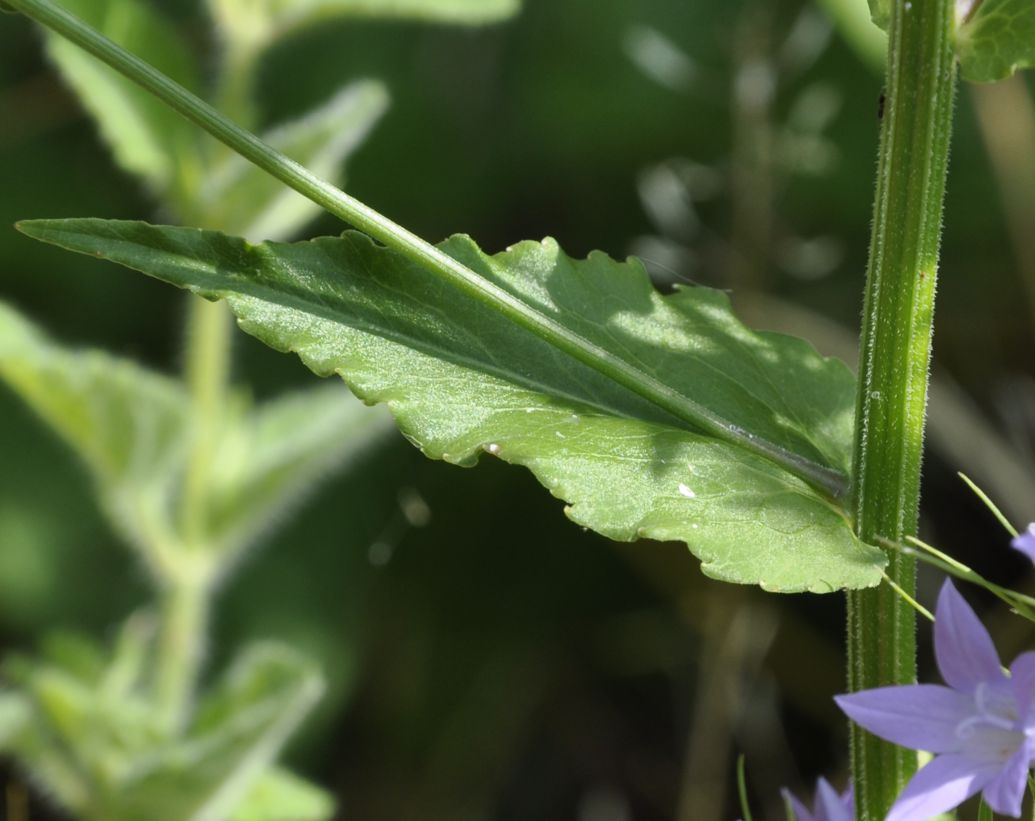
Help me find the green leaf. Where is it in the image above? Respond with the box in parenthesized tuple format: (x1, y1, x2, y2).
(116, 643, 324, 821)
(862, 0, 1035, 81)
(1, 631, 322, 820)
(957, 0, 1035, 81)
(207, 0, 520, 59)
(207, 384, 392, 562)
(231, 768, 335, 821)
(0, 301, 388, 567)
(280, 0, 521, 24)
(210, 0, 520, 47)
(867, 0, 890, 30)
(0, 300, 190, 564)
(40, 0, 201, 197)
(816, 0, 886, 71)
(0, 691, 31, 748)
(200, 81, 389, 242)
(19, 219, 887, 593)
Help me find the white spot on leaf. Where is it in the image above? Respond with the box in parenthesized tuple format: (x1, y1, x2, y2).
(678, 483, 696, 498)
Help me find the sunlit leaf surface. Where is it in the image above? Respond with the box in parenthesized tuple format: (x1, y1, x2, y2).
(18, 219, 887, 592)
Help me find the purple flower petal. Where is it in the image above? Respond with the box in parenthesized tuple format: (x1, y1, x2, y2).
(981, 744, 1031, 817)
(1010, 651, 1035, 723)
(934, 580, 1005, 692)
(885, 753, 1003, 821)
(835, 684, 974, 753)
(813, 777, 852, 821)
(1011, 524, 1035, 563)
(781, 788, 814, 821)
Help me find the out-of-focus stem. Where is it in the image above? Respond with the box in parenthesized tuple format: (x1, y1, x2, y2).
(155, 569, 211, 733)
(181, 296, 232, 552)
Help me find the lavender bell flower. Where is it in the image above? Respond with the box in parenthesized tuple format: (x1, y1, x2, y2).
(781, 778, 853, 821)
(835, 580, 1035, 821)
(1011, 523, 1035, 563)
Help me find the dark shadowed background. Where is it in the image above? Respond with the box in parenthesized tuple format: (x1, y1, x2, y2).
(1, 0, 1034, 818)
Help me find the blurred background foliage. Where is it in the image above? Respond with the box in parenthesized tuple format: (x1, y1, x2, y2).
(1, 0, 1034, 818)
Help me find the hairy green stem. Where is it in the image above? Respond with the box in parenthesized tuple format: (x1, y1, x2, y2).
(7, 0, 847, 499)
(847, 0, 957, 818)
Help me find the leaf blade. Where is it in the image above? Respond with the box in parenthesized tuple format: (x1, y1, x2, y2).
(957, 0, 1035, 81)
(17, 219, 886, 592)
(208, 384, 392, 561)
(0, 300, 190, 561)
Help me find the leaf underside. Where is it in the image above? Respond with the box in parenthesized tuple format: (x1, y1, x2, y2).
(17, 219, 886, 593)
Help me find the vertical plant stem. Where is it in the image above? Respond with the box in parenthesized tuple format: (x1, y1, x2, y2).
(156, 571, 211, 733)
(181, 296, 232, 551)
(848, 1, 957, 818)
(158, 291, 232, 731)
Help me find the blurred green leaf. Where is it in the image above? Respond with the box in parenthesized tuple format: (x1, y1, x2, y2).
(957, 0, 1035, 81)
(209, 0, 520, 49)
(231, 767, 334, 821)
(2, 628, 323, 820)
(0, 301, 388, 570)
(0, 674, 93, 811)
(0, 300, 190, 567)
(201, 81, 389, 242)
(18, 220, 887, 593)
(40, 0, 202, 198)
(0, 691, 31, 747)
(207, 384, 392, 563)
(115, 643, 324, 821)
(816, 0, 886, 70)
(867, 0, 890, 29)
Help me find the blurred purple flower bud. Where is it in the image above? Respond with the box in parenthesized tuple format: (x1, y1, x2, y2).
(1011, 523, 1035, 563)
(781, 777, 853, 821)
